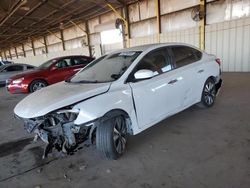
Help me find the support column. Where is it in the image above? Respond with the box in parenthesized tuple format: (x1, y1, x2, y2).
(4, 50, 7, 60)
(14, 47, 18, 58)
(85, 21, 92, 57)
(156, 0, 161, 43)
(60, 30, 66, 51)
(31, 40, 36, 56)
(22, 43, 26, 57)
(107, 3, 130, 47)
(200, 0, 206, 50)
(43, 36, 48, 53)
(124, 4, 131, 41)
(8, 49, 12, 60)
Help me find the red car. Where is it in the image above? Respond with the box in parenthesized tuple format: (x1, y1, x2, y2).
(7, 55, 94, 94)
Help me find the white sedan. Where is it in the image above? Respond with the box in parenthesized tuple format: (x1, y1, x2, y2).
(14, 43, 222, 159)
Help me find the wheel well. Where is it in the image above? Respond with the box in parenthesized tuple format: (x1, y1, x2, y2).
(29, 79, 48, 92)
(207, 76, 216, 83)
(101, 109, 133, 135)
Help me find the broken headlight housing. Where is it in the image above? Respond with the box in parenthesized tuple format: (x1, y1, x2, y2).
(22, 107, 93, 158)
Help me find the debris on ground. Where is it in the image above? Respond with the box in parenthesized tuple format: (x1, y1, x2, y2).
(161, 149, 168, 152)
(36, 168, 43, 173)
(79, 164, 88, 171)
(63, 173, 72, 182)
(63, 174, 68, 179)
(106, 168, 111, 173)
(68, 163, 75, 169)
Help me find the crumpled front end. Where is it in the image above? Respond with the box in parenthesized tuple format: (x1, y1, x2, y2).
(19, 108, 97, 158)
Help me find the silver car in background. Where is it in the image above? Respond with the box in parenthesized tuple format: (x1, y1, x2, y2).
(0, 64, 36, 86)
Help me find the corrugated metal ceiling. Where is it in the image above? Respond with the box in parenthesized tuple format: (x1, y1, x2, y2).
(0, 0, 132, 49)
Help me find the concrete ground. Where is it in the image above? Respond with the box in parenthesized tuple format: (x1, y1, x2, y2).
(0, 73, 249, 188)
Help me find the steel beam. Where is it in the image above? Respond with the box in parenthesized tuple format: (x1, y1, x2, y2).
(69, 20, 87, 34)
(14, 47, 18, 58)
(107, 3, 130, 47)
(124, 4, 131, 39)
(22, 43, 26, 57)
(85, 21, 92, 57)
(8, 49, 12, 60)
(47, 30, 62, 40)
(4, 50, 7, 60)
(60, 30, 66, 51)
(43, 36, 48, 54)
(156, 0, 161, 43)
(31, 40, 36, 56)
(0, 0, 27, 27)
(0, 0, 78, 42)
(200, 0, 206, 50)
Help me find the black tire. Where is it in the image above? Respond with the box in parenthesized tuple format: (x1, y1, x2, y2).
(29, 80, 47, 92)
(96, 114, 127, 160)
(197, 78, 216, 108)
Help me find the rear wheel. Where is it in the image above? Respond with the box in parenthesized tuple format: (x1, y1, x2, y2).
(96, 114, 127, 160)
(29, 80, 47, 92)
(198, 78, 216, 108)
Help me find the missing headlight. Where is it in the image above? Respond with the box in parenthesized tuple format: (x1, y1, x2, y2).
(20, 108, 93, 159)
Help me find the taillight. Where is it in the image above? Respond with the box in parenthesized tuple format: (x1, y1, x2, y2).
(215, 58, 221, 66)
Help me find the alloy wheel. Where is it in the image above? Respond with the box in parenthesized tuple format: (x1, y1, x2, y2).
(113, 116, 127, 154)
(33, 82, 46, 91)
(204, 81, 216, 105)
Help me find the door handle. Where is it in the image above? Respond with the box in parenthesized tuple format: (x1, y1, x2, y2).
(168, 79, 178, 85)
(198, 69, 204, 73)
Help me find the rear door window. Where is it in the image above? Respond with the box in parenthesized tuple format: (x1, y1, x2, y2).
(55, 58, 71, 69)
(171, 46, 202, 68)
(71, 57, 90, 66)
(5, 65, 24, 72)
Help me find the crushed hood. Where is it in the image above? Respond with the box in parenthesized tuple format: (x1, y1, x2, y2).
(14, 81, 111, 118)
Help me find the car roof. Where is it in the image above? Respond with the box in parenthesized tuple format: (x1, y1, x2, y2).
(53, 55, 92, 60)
(1, 63, 36, 68)
(110, 42, 201, 54)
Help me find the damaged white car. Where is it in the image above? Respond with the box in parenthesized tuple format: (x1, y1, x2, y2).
(14, 43, 222, 159)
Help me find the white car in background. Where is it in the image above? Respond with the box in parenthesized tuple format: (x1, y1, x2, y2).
(14, 43, 222, 159)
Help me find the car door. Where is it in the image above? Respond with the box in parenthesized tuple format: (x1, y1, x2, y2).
(128, 47, 187, 129)
(170, 46, 204, 108)
(48, 58, 72, 84)
(0, 65, 24, 83)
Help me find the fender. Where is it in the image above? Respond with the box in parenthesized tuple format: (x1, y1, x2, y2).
(73, 83, 140, 135)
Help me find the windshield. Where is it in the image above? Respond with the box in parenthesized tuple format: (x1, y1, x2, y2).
(69, 51, 141, 83)
(38, 59, 57, 70)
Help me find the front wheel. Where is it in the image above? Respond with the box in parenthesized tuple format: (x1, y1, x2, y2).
(96, 115, 127, 160)
(198, 78, 216, 108)
(29, 80, 47, 92)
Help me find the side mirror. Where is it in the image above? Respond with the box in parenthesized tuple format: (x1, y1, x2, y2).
(134, 69, 154, 80)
